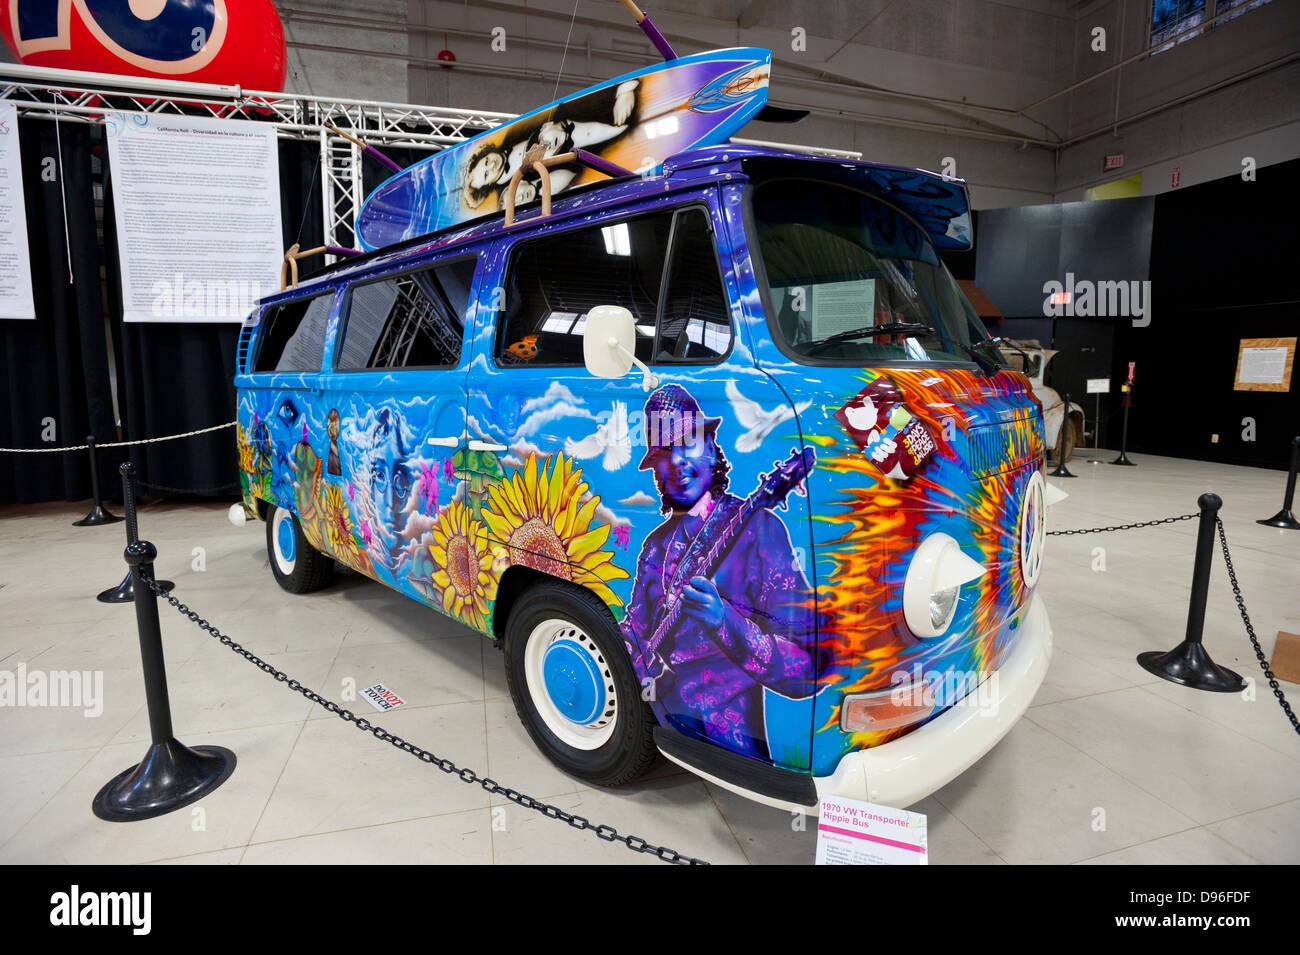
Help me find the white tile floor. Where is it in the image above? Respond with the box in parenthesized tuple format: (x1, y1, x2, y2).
(1, 449, 1297, 865)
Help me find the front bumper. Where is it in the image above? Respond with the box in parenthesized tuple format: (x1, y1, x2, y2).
(814, 591, 1053, 809)
(657, 592, 1053, 813)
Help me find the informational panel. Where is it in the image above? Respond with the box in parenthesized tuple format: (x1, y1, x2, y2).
(0, 102, 36, 321)
(815, 796, 928, 865)
(1086, 378, 1110, 393)
(809, 280, 876, 341)
(106, 112, 283, 323)
(1234, 337, 1295, 392)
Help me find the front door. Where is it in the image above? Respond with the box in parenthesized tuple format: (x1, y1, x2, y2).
(466, 196, 818, 770)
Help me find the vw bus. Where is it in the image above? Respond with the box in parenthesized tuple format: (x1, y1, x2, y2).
(234, 144, 1053, 812)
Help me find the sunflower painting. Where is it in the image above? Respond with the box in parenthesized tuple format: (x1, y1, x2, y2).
(414, 500, 500, 631)
(481, 453, 629, 609)
(292, 443, 374, 578)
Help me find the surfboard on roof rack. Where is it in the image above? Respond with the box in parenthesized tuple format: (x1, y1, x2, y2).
(354, 46, 773, 250)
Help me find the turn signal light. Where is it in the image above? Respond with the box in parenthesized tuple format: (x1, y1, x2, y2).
(840, 684, 935, 733)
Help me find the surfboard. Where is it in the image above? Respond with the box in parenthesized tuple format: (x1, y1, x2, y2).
(355, 47, 772, 250)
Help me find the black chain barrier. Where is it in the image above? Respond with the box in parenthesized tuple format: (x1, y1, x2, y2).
(137, 478, 242, 497)
(1215, 519, 1300, 736)
(1047, 512, 1198, 536)
(1048, 509, 1298, 736)
(143, 577, 710, 865)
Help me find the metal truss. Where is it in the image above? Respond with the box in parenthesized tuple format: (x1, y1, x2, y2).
(0, 63, 511, 259)
(0, 63, 860, 259)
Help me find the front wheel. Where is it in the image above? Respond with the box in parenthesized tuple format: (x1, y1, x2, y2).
(504, 580, 657, 786)
(266, 504, 335, 594)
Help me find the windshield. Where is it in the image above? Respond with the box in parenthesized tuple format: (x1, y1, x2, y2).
(751, 177, 1001, 365)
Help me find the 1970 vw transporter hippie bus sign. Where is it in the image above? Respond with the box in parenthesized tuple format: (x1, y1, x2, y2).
(234, 135, 1052, 813)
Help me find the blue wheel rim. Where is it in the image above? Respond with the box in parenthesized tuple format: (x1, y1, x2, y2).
(541, 639, 606, 726)
(277, 514, 297, 564)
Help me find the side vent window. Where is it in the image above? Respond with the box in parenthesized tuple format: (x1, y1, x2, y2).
(254, 293, 334, 373)
(337, 257, 476, 370)
(656, 209, 732, 361)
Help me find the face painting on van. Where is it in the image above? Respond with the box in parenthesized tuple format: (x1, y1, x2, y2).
(619, 384, 819, 762)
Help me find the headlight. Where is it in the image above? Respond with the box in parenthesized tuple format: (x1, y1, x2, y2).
(929, 586, 960, 630)
(903, 532, 986, 638)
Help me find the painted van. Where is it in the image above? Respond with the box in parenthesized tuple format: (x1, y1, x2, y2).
(234, 144, 1053, 812)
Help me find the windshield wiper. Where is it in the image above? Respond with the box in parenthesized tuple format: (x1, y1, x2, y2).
(806, 322, 934, 355)
(960, 339, 1003, 377)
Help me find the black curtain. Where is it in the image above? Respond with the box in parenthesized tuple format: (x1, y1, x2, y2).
(1, 125, 327, 505)
(1114, 157, 1300, 469)
(0, 119, 115, 504)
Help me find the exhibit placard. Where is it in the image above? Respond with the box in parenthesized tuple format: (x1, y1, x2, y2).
(1234, 337, 1295, 392)
(0, 102, 36, 321)
(815, 796, 928, 865)
(1086, 378, 1110, 394)
(105, 111, 283, 323)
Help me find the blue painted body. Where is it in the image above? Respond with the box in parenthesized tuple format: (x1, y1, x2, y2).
(236, 144, 1043, 782)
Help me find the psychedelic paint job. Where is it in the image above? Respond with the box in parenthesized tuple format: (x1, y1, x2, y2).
(235, 143, 1042, 794)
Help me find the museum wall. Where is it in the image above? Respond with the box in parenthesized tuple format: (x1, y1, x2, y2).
(1111, 155, 1300, 471)
(400, 0, 1070, 209)
(280, 0, 412, 102)
(1054, 0, 1300, 201)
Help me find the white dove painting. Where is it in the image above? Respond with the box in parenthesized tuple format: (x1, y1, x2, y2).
(725, 380, 810, 453)
(564, 401, 632, 471)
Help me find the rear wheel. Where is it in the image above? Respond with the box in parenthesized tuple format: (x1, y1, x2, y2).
(504, 580, 657, 786)
(1053, 412, 1080, 462)
(266, 504, 335, 594)
(1067, 416, 1084, 461)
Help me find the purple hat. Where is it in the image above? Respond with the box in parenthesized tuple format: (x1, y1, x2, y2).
(638, 384, 722, 470)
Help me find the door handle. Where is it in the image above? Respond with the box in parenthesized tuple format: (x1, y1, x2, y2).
(426, 436, 460, 447)
(468, 440, 507, 452)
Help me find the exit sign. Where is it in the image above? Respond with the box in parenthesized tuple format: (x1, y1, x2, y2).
(1103, 154, 1125, 171)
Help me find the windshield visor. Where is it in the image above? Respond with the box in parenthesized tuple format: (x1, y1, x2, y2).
(752, 177, 1001, 365)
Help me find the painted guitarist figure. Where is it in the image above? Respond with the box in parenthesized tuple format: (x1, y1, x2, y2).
(621, 385, 817, 761)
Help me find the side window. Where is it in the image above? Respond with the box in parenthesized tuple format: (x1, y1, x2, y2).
(337, 257, 476, 370)
(254, 293, 333, 372)
(655, 209, 731, 361)
(497, 213, 672, 366)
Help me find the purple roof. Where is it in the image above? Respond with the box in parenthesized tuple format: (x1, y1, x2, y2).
(276, 143, 972, 302)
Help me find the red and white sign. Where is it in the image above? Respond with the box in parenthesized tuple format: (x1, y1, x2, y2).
(1103, 153, 1125, 171)
(361, 683, 407, 713)
(1127, 361, 1136, 383)
(1171, 166, 1181, 189)
(0, 0, 287, 91)
(815, 796, 928, 865)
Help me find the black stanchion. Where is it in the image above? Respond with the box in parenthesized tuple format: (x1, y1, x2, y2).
(1257, 436, 1300, 531)
(92, 463, 235, 822)
(1137, 492, 1245, 692)
(1049, 394, 1077, 478)
(96, 473, 175, 602)
(1111, 384, 1136, 466)
(72, 435, 123, 526)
